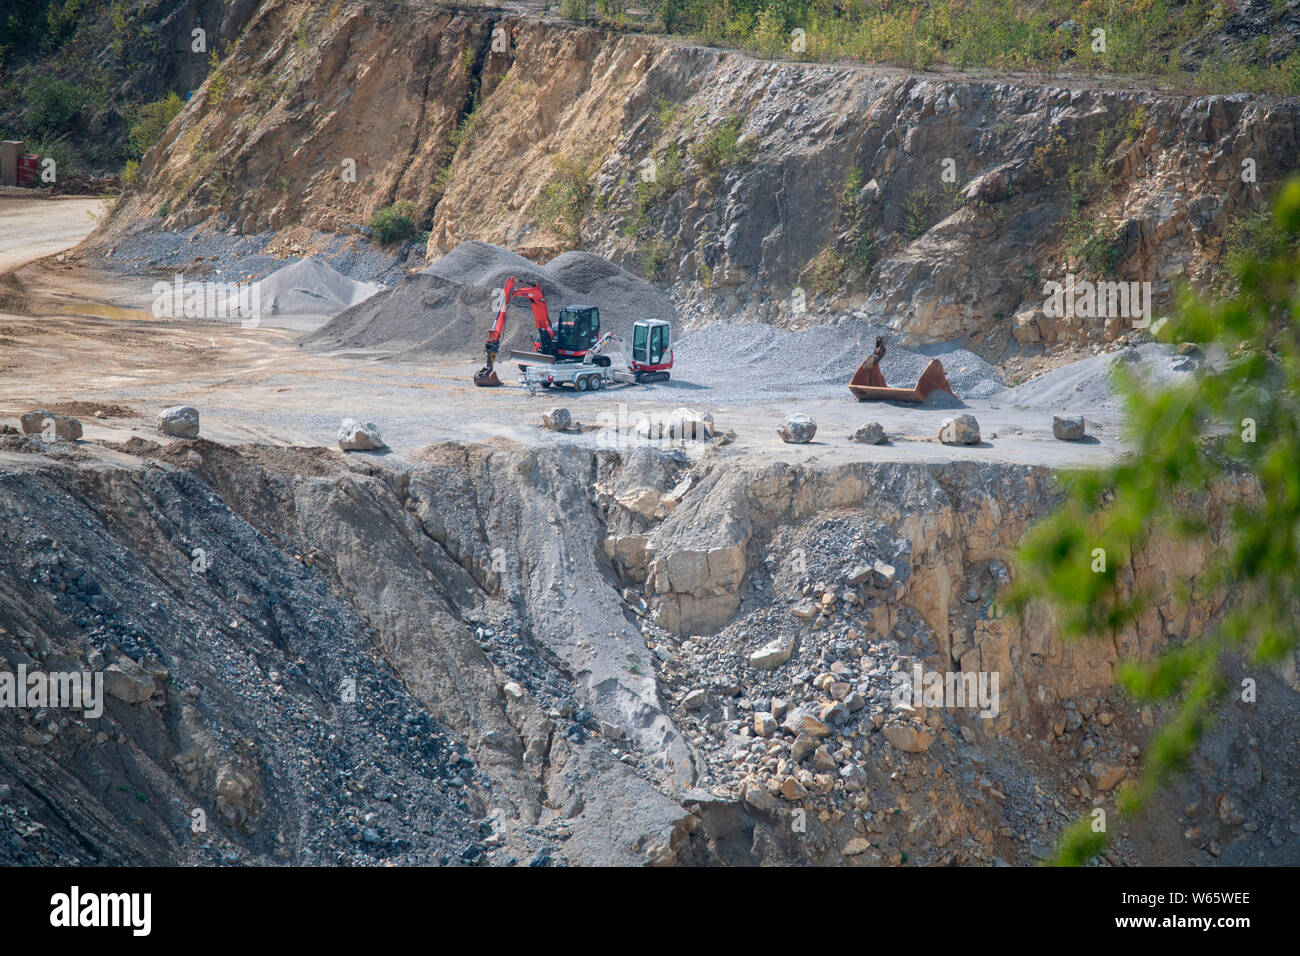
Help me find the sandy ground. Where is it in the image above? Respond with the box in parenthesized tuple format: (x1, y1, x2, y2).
(0, 196, 108, 271)
(0, 196, 1124, 470)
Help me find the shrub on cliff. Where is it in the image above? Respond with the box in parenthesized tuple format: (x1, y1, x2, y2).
(370, 201, 418, 244)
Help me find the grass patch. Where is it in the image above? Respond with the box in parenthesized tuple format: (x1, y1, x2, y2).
(689, 115, 754, 184)
(127, 91, 184, 157)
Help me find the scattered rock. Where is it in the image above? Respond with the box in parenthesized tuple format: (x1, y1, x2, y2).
(1090, 764, 1127, 792)
(19, 410, 82, 441)
(788, 711, 831, 738)
(849, 422, 886, 444)
(1012, 309, 1042, 345)
(157, 405, 200, 439)
(616, 487, 659, 520)
(777, 413, 817, 444)
(967, 168, 1009, 203)
(937, 413, 980, 445)
(780, 776, 809, 801)
(846, 565, 872, 586)
(744, 782, 779, 811)
(682, 689, 707, 711)
(790, 732, 817, 763)
(791, 601, 819, 620)
(1052, 415, 1086, 441)
(812, 745, 837, 771)
(870, 558, 896, 587)
(843, 837, 871, 856)
(103, 660, 156, 704)
(338, 419, 385, 451)
(541, 407, 572, 432)
(635, 407, 712, 440)
(753, 712, 777, 737)
(882, 723, 935, 753)
(749, 635, 795, 669)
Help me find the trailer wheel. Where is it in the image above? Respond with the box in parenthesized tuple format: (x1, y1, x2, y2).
(590, 375, 603, 391)
(576, 376, 589, 391)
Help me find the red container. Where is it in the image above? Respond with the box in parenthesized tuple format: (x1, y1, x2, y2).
(17, 154, 39, 187)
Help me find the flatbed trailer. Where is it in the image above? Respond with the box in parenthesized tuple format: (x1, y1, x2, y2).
(519, 359, 635, 394)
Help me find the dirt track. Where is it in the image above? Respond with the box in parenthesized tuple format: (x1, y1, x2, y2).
(0, 196, 107, 272)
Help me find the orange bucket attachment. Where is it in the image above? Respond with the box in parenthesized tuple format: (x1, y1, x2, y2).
(848, 338, 958, 403)
(473, 367, 503, 387)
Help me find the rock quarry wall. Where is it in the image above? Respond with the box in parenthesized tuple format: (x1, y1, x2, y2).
(1, 435, 1292, 865)
(94, 0, 1300, 352)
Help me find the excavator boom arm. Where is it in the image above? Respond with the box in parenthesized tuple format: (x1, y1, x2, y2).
(484, 277, 554, 356)
(475, 277, 555, 386)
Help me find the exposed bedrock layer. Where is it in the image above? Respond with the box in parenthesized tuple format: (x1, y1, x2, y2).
(3, 436, 1294, 865)
(91, 1, 1300, 352)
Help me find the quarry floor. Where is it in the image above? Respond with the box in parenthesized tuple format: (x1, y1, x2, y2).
(1, 265, 1121, 470)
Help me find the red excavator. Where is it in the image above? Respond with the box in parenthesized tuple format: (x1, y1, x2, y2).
(473, 277, 601, 386)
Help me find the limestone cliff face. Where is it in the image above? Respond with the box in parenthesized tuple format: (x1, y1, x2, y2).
(97, 1, 1300, 351)
(608, 453, 1257, 727)
(2, 435, 1293, 865)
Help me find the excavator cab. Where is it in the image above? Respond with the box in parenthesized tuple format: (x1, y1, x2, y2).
(555, 306, 600, 357)
(630, 319, 672, 382)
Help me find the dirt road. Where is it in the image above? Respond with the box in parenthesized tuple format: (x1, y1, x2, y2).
(0, 195, 107, 271)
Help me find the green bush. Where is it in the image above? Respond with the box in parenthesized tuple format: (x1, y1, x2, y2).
(370, 200, 418, 244)
(1012, 177, 1300, 864)
(638, 236, 671, 278)
(24, 75, 84, 134)
(647, 0, 1296, 95)
(559, 0, 593, 19)
(801, 244, 845, 293)
(128, 92, 184, 157)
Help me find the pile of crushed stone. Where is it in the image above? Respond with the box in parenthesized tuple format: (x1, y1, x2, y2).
(995, 342, 1206, 412)
(255, 256, 381, 315)
(302, 241, 673, 359)
(669, 319, 1006, 405)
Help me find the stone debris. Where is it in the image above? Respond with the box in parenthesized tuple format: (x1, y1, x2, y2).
(635, 407, 713, 441)
(337, 419, 385, 451)
(103, 660, 156, 704)
(937, 413, 980, 445)
(540, 407, 572, 432)
(882, 723, 936, 753)
(1052, 415, 1086, 441)
(777, 413, 817, 444)
(749, 635, 795, 669)
(19, 410, 82, 441)
(157, 405, 200, 439)
(849, 422, 886, 444)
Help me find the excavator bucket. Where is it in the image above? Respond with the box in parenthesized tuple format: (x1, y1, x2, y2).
(848, 338, 958, 403)
(473, 366, 503, 387)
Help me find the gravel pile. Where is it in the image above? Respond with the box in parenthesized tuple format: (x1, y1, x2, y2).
(255, 256, 381, 315)
(100, 226, 419, 284)
(671, 319, 1005, 405)
(996, 343, 1204, 412)
(304, 241, 673, 361)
